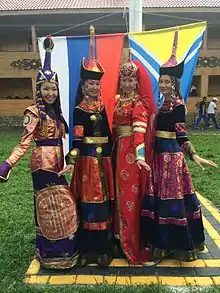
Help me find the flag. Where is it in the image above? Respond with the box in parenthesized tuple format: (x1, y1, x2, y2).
(38, 33, 124, 153)
(128, 21, 207, 105)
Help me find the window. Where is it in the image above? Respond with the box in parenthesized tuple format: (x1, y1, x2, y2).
(0, 78, 33, 100)
(208, 75, 220, 97)
(189, 76, 201, 97)
(0, 28, 30, 52)
(207, 26, 220, 49)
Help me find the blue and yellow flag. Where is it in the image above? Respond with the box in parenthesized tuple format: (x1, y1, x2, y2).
(128, 21, 207, 104)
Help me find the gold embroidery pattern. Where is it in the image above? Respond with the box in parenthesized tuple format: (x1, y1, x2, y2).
(132, 184, 139, 195)
(23, 114, 31, 126)
(126, 153, 135, 164)
(126, 200, 135, 212)
(36, 185, 78, 240)
(120, 169, 129, 181)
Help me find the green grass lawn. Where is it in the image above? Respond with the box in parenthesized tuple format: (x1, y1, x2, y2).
(187, 133, 220, 209)
(0, 129, 219, 293)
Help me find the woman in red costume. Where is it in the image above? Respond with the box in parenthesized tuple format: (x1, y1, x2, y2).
(112, 55, 156, 265)
(59, 26, 114, 267)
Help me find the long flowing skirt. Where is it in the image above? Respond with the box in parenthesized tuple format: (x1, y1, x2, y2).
(70, 156, 114, 258)
(114, 136, 152, 264)
(32, 170, 79, 269)
(141, 152, 205, 262)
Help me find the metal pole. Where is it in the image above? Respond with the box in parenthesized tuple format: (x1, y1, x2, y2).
(129, 0, 143, 32)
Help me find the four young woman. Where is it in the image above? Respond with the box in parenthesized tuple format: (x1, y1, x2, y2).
(0, 28, 217, 268)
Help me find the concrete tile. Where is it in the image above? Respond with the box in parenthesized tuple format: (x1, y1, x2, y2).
(109, 258, 129, 267)
(204, 259, 220, 267)
(180, 260, 206, 267)
(156, 259, 181, 267)
(185, 277, 214, 286)
(115, 276, 131, 285)
(25, 259, 40, 275)
(24, 276, 50, 284)
(212, 277, 220, 285)
(49, 275, 76, 285)
(131, 276, 158, 285)
(195, 267, 220, 277)
(76, 275, 104, 285)
(158, 276, 186, 286)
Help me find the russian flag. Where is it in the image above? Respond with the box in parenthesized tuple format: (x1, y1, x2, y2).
(38, 33, 124, 154)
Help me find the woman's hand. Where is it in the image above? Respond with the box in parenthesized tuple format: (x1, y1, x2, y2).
(137, 160, 151, 171)
(57, 164, 74, 177)
(193, 154, 217, 170)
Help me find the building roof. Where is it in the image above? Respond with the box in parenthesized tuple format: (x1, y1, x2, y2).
(0, 0, 219, 11)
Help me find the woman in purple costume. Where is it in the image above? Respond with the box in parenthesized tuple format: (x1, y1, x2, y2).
(0, 37, 79, 269)
(141, 31, 217, 262)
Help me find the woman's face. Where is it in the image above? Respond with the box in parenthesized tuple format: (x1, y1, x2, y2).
(158, 75, 173, 96)
(83, 79, 101, 98)
(40, 81, 58, 104)
(119, 76, 137, 95)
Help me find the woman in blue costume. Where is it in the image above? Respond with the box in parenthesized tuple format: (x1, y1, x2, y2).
(141, 31, 217, 262)
(0, 37, 79, 269)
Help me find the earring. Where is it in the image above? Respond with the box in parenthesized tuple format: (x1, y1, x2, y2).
(82, 87, 89, 97)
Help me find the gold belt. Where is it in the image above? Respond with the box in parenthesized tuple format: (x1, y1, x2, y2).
(156, 130, 176, 139)
(83, 136, 108, 144)
(117, 126, 133, 137)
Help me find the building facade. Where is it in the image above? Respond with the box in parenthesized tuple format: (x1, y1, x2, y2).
(0, 1, 219, 120)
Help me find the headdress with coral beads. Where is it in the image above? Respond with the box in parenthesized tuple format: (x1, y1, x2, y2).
(120, 49, 139, 78)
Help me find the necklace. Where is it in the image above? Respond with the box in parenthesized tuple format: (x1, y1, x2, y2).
(159, 95, 175, 112)
(81, 96, 103, 112)
(119, 92, 136, 108)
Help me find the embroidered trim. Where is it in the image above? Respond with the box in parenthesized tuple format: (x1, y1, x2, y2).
(23, 114, 31, 126)
(74, 125, 84, 137)
(175, 122, 186, 134)
(181, 141, 196, 160)
(136, 142, 145, 161)
(117, 125, 132, 137)
(133, 127, 146, 134)
(155, 130, 176, 139)
(36, 250, 79, 269)
(83, 136, 108, 144)
(66, 148, 80, 165)
(132, 121, 147, 127)
(132, 121, 147, 128)
(83, 219, 111, 231)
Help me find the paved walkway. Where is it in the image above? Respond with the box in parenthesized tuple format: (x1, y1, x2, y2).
(24, 192, 220, 287)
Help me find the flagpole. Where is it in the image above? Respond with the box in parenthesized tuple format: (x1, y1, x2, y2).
(129, 0, 143, 32)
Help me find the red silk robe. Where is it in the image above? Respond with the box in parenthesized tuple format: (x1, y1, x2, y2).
(113, 94, 155, 264)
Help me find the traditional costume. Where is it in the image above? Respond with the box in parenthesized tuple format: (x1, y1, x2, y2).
(66, 26, 114, 267)
(141, 31, 205, 262)
(112, 55, 156, 264)
(0, 37, 79, 269)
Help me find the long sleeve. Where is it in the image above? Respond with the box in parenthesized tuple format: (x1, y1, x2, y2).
(132, 98, 149, 161)
(7, 110, 39, 167)
(174, 104, 196, 160)
(65, 108, 84, 165)
(112, 95, 120, 142)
